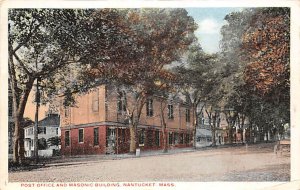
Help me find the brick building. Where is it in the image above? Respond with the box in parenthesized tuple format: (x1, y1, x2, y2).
(60, 85, 194, 155)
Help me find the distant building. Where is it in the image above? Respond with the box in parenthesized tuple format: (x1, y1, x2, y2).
(195, 107, 227, 147)
(60, 85, 194, 155)
(196, 110, 212, 147)
(24, 114, 61, 157)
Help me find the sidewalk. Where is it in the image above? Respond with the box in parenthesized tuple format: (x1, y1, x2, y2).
(45, 147, 198, 167)
(9, 146, 201, 171)
(44, 144, 243, 167)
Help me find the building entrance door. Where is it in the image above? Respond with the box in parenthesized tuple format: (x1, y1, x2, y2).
(106, 128, 116, 154)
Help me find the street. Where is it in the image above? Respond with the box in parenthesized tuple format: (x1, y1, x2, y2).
(9, 143, 290, 182)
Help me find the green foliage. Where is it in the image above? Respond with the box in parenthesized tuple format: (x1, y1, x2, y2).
(173, 43, 222, 105)
(21, 117, 34, 128)
(38, 138, 47, 150)
(219, 7, 290, 137)
(9, 8, 199, 156)
(47, 136, 61, 147)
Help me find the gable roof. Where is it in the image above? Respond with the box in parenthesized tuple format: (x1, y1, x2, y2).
(38, 114, 60, 127)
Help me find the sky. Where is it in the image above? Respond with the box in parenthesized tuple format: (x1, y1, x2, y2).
(186, 8, 243, 53)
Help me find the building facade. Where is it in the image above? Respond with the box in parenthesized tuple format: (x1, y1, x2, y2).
(196, 108, 227, 146)
(24, 114, 61, 157)
(60, 85, 194, 155)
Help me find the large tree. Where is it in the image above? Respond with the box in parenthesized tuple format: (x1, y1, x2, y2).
(242, 8, 290, 104)
(110, 9, 197, 153)
(54, 8, 197, 154)
(243, 8, 289, 141)
(8, 9, 138, 164)
(173, 43, 223, 147)
(218, 8, 290, 143)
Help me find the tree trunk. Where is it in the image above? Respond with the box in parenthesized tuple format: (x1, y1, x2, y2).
(11, 81, 34, 164)
(160, 101, 168, 153)
(129, 125, 137, 153)
(228, 126, 233, 144)
(211, 110, 219, 146)
(249, 121, 254, 143)
(9, 52, 35, 164)
(12, 119, 20, 164)
(206, 109, 213, 145)
(240, 115, 245, 143)
(126, 93, 146, 154)
(162, 126, 168, 153)
(192, 106, 197, 149)
(211, 127, 216, 146)
(19, 124, 25, 164)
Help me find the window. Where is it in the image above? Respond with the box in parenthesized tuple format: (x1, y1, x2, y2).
(169, 132, 173, 145)
(38, 127, 46, 134)
(56, 128, 59, 135)
(121, 129, 126, 143)
(174, 133, 179, 145)
(94, 128, 99, 146)
(65, 107, 70, 117)
(146, 130, 153, 147)
(186, 109, 190, 122)
(139, 129, 145, 146)
(65, 131, 70, 146)
(28, 128, 33, 135)
(155, 131, 160, 146)
(117, 92, 126, 113)
(201, 113, 205, 124)
(180, 133, 184, 144)
(78, 128, 84, 143)
(92, 89, 99, 112)
(146, 99, 154, 117)
(168, 105, 174, 119)
(186, 134, 190, 144)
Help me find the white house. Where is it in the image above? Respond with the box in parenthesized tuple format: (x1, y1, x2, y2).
(24, 114, 61, 157)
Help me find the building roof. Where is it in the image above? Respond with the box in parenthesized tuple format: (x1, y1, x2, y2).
(38, 114, 60, 127)
(196, 128, 212, 137)
(24, 114, 60, 129)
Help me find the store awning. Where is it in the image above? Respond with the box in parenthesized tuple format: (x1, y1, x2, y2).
(196, 128, 212, 137)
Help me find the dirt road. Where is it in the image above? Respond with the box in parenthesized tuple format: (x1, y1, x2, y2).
(9, 143, 290, 182)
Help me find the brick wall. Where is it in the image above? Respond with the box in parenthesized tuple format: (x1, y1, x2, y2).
(60, 85, 194, 155)
(61, 125, 192, 155)
(61, 126, 107, 155)
(60, 86, 106, 128)
(105, 89, 194, 130)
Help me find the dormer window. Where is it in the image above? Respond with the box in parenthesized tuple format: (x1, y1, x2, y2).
(168, 104, 174, 119)
(117, 92, 126, 113)
(146, 98, 154, 117)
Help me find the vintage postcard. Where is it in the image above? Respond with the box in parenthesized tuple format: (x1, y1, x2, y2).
(1, 0, 300, 190)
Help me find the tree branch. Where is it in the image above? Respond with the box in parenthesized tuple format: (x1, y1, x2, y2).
(12, 51, 32, 75)
(37, 57, 73, 77)
(13, 21, 43, 54)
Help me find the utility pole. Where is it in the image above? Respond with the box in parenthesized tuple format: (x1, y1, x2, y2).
(34, 77, 40, 164)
